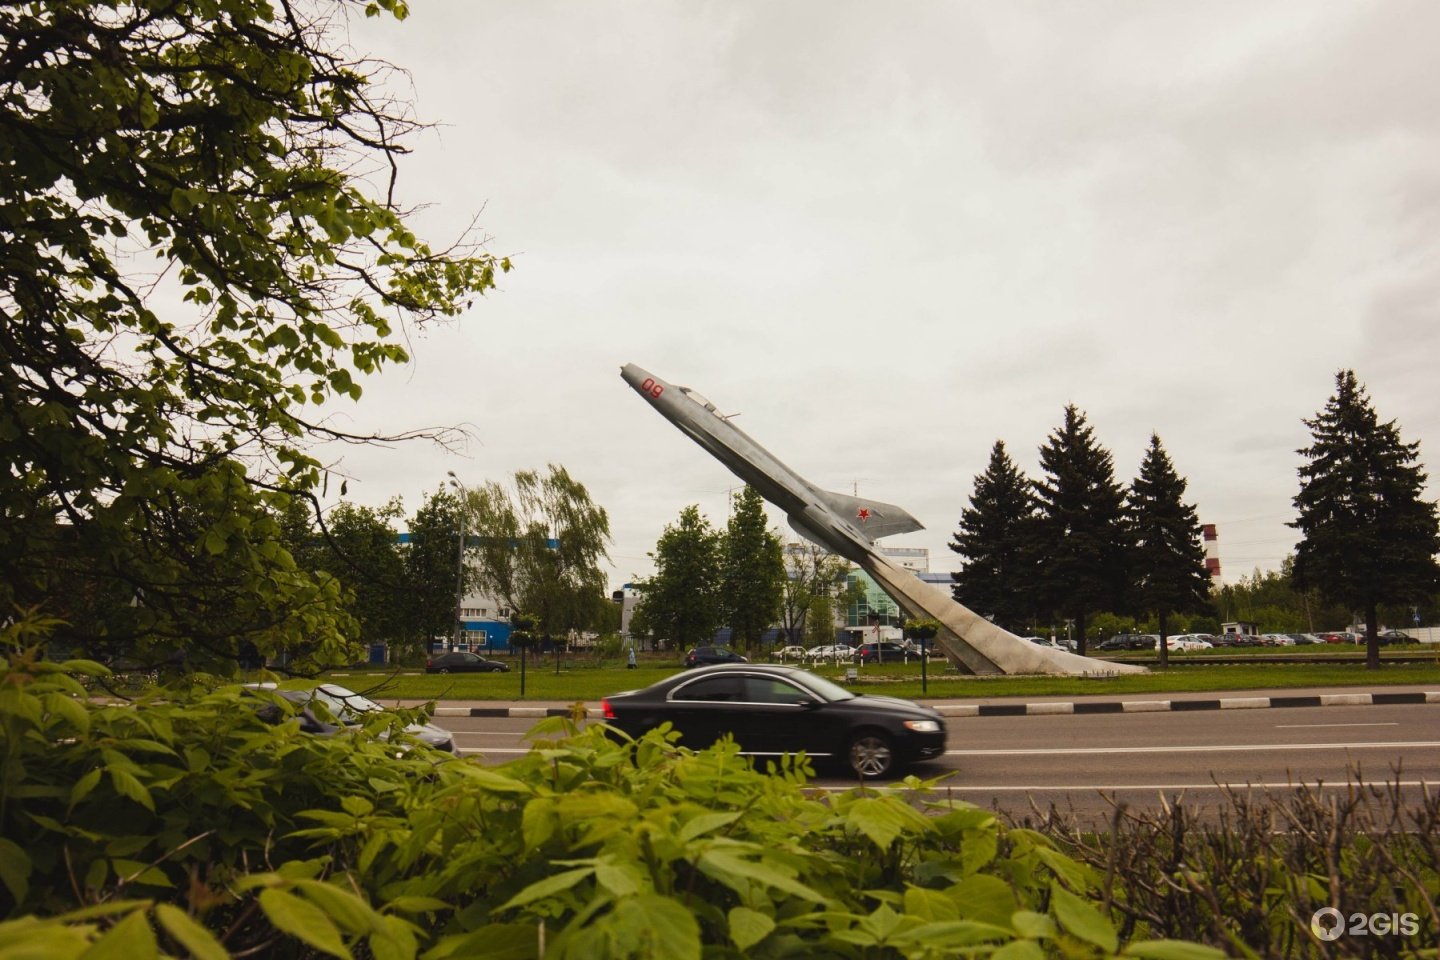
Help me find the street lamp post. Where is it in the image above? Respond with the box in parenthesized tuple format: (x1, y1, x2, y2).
(446, 472, 466, 653)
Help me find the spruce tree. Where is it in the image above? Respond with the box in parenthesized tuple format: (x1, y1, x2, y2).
(720, 486, 786, 654)
(1128, 435, 1213, 666)
(950, 441, 1040, 631)
(1032, 406, 1132, 656)
(1292, 371, 1440, 668)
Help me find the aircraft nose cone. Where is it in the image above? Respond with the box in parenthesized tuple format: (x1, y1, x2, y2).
(620, 363, 652, 391)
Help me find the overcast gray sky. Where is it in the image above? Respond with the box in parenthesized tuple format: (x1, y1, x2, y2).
(319, 1, 1440, 590)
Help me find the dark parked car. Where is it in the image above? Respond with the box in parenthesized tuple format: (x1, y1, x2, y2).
(1378, 630, 1415, 645)
(601, 664, 945, 778)
(853, 641, 915, 664)
(682, 646, 748, 668)
(426, 651, 510, 674)
(1095, 634, 1155, 652)
(246, 682, 458, 754)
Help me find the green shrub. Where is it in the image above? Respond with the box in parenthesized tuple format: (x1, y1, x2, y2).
(2, 618, 1221, 958)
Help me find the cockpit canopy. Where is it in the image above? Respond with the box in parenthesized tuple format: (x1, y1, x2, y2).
(678, 387, 717, 412)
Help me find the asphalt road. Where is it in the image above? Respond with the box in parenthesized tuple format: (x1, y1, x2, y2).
(436, 699, 1440, 822)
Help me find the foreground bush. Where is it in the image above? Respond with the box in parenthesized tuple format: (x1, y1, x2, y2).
(0, 638, 1224, 958)
(1034, 780, 1439, 959)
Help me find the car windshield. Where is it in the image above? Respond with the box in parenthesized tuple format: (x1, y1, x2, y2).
(792, 671, 855, 703)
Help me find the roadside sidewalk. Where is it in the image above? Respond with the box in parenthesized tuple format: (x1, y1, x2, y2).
(397, 684, 1440, 721)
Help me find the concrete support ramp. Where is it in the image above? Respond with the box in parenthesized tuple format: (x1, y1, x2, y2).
(860, 554, 1147, 677)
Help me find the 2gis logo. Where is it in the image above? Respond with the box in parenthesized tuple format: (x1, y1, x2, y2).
(1311, 907, 1420, 941)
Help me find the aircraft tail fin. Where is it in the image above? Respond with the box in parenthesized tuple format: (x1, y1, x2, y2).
(817, 490, 924, 540)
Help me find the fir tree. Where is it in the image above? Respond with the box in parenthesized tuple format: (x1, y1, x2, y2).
(720, 486, 786, 653)
(1291, 371, 1440, 668)
(950, 441, 1040, 631)
(1128, 435, 1213, 666)
(1032, 405, 1132, 656)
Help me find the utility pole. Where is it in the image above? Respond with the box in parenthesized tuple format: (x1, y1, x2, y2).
(446, 471, 467, 653)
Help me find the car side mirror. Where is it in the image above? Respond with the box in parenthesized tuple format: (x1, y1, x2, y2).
(796, 698, 819, 710)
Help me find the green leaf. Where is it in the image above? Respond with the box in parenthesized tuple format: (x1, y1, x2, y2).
(259, 887, 353, 959)
(81, 909, 158, 960)
(1122, 940, 1229, 960)
(1010, 910, 1056, 939)
(44, 692, 90, 735)
(495, 866, 594, 913)
(1050, 882, 1117, 953)
(155, 903, 229, 960)
(295, 880, 382, 935)
(950, 874, 1016, 926)
(613, 895, 700, 960)
(698, 850, 827, 903)
(903, 885, 959, 922)
(846, 797, 910, 849)
(594, 860, 639, 898)
(677, 810, 740, 842)
(992, 939, 1046, 960)
(68, 768, 102, 809)
(108, 769, 154, 812)
(0, 838, 31, 905)
(728, 906, 774, 951)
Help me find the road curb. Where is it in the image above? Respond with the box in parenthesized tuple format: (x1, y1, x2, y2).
(932, 690, 1440, 718)
(429, 690, 1440, 720)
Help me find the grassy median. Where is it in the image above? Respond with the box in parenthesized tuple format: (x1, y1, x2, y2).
(322, 653, 1440, 703)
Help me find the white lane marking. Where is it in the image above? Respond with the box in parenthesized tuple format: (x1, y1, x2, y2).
(943, 741, 1440, 756)
(1273, 722, 1400, 729)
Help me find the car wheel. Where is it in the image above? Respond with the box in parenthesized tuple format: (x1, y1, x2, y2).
(847, 731, 894, 779)
(437, 667, 450, 674)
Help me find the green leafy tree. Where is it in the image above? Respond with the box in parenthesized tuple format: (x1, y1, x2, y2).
(1291, 370, 1440, 667)
(1032, 405, 1133, 656)
(780, 542, 850, 646)
(404, 489, 463, 656)
(719, 486, 785, 653)
(321, 500, 410, 657)
(803, 594, 837, 648)
(0, 0, 505, 671)
(461, 464, 612, 648)
(949, 440, 1040, 631)
(633, 505, 721, 649)
(1127, 435, 1213, 666)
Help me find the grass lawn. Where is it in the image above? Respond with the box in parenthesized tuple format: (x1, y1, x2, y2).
(321, 653, 1440, 703)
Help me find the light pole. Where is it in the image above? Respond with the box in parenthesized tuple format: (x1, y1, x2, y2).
(446, 471, 467, 653)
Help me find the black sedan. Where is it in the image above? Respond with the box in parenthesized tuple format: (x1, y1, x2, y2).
(426, 651, 510, 674)
(681, 646, 748, 668)
(600, 664, 946, 779)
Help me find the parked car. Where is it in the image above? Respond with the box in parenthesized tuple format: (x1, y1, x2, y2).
(1320, 631, 1361, 644)
(682, 646, 748, 668)
(1023, 636, 1069, 652)
(771, 645, 808, 661)
(600, 664, 945, 778)
(426, 651, 510, 674)
(1378, 630, 1415, 645)
(1215, 632, 1263, 647)
(1165, 634, 1214, 651)
(246, 682, 458, 754)
(853, 641, 915, 664)
(805, 644, 853, 659)
(1096, 634, 1155, 652)
(1286, 633, 1323, 644)
(1261, 633, 1296, 646)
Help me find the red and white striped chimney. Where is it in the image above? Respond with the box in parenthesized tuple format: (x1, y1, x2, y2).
(1201, 524, 1221, 584)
